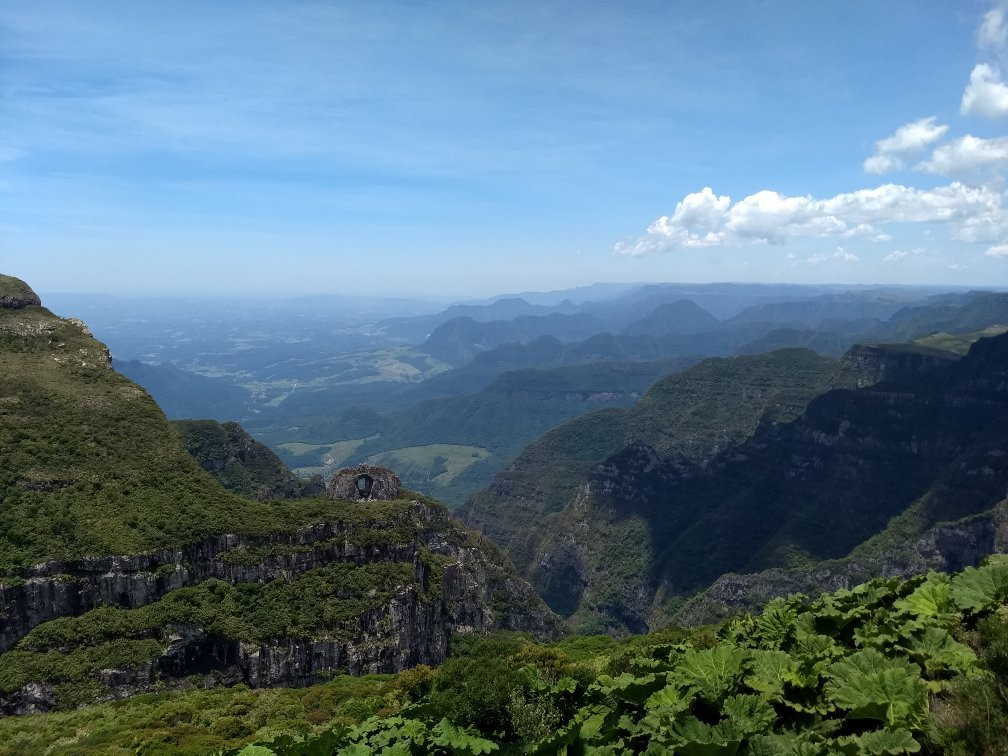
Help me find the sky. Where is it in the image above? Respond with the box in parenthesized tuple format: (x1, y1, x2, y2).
(3, 0, 1008, 298)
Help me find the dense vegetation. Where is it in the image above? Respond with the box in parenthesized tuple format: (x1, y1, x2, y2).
(0, 298, 391, 572)
(116, 359, 252, 423)
(7, 561, 1005, 754)
(466, 332, 1008, 634)
(0, 561, 426, 709)
(226, 560, 1008, 754)
(460, 348, 836, 558)
(173, 419, 322, 499)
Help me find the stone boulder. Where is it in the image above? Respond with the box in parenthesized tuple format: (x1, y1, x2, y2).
(327, 464, 402, 501)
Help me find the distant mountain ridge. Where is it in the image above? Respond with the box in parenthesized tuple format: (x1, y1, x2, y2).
(459, 348, 837, 570)
(463, 333, 1008, 634)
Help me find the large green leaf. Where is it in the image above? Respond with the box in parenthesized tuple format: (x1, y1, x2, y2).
(662, 715, 742, 756)
(825, 649, 927, 729)
(949, 564, 1008, 613)
(672, 645, 748, 703)
(892, 573, 953, 619)
(592, 672, 664, 705)
(834, 727, 921, 755)
(721, 694, 776, 736)
(744, 650, 801, 700)
(903, 626, 978, 677)
(757, 599, 799, 649)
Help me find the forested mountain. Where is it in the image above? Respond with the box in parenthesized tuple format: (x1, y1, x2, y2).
(459, 349, 837, 580)
(463, 334, 1008, 635)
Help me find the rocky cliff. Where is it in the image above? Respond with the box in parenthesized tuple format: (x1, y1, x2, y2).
(0, 275, 563, 714)
(475, 334, 1008, 634)
(675, 500, 1008, 625)
(0, 498, 563, 714)
(828, 342, 958, 389)
(0, 275, 41, 310)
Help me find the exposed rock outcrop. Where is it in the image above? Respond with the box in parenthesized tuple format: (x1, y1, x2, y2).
(0, 500, 563, 712)
(0, 275, 41, 310)
(327, 465, 402, 501)
(675, 501, 1008, 626)
(829, 342, 957, 389)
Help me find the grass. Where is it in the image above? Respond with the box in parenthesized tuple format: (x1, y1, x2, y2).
(281, 438, 371, 477)
(364, 444, 491, 486)
(913, 324, 1008, 355)
(0, 301, 420, 573)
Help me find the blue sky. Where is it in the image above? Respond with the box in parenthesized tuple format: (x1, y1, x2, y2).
(3, 0, 1008, 297)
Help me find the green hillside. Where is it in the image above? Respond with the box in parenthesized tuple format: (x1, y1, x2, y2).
(0, 276, 562, 715)
(460, 349, 836, 555)
(0, 288, 347, 572)
(6, 561, 1006, 754)
(912, 324, 1008, 355)
(173, 419, 323, 500)
(512, 334, 1008, 634)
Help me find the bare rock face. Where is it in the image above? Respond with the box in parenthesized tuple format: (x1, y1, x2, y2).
(0, 499, 565, 712)
(327, 464, 402, 501)
(0, 275, 41, 310)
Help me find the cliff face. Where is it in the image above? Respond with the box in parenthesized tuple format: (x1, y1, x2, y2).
(0, 276, 562, 715)
(0, 500, 562, 713)
(828, 342, 958, 389)
(500, 334, 1008, 634)
(0, 275, 41, 310)
(460, 349, 836, 560)
(675, 501, 1008, 626)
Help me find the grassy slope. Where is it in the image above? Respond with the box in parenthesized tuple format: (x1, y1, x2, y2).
(172, 419, 320, 499)
(0, 301, 364, 573)
(913, 324, 1008, 355)
(0, 275, 40, 304)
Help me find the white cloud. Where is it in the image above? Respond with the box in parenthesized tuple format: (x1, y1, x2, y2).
(883, 250, 909, 262)
(979, 7, 1007, 52)
(876, 117, 949, 154)
(961, 63, 1008, 117)
(863, 154, 900, 174)
(919, 134, 1008, 175)
(615, 182, 1008, 255)
(863, 117, 948, 174)
(807, 248, 859, 265)
(986, 242, 1008, 256)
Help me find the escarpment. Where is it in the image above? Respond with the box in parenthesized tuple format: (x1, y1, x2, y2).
(0, 277, 562, 713)
(467, 335, 1008, 634)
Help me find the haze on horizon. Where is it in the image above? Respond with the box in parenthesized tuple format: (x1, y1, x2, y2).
(3, 1, 1008, 299)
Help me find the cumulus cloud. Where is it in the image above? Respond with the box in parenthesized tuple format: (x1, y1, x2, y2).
(919, 134, 1008, 175)
(615, 182, 1008, 255)
(807, 248, 859, 265)
(863, 117, 948, 174)
(986, 242, 1008, 256)
(961, 63, 1008, 117)
(883, 250, 909, 262)
(979, 7, 1008, 52)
